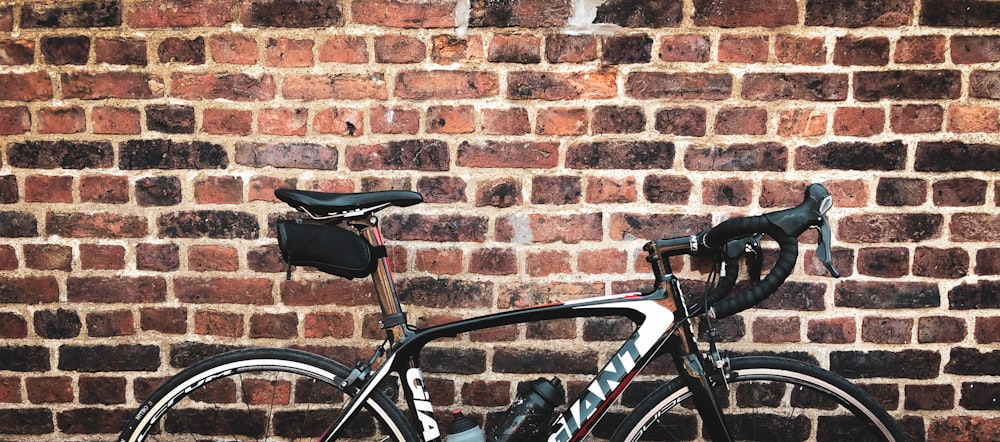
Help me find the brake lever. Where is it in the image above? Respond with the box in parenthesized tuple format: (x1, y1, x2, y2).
(815, 214, 840, 278)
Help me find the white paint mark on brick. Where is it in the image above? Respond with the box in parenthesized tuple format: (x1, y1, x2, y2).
(565, 0, 619, 35)
(455, 0, 471, 37)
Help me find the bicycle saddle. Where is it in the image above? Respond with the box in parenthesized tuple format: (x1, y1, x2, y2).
(275, 188, 423, 217)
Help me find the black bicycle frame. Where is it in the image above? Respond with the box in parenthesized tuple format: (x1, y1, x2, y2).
(319, 272, 732, 441)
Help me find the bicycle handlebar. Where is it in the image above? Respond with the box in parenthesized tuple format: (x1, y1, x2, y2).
(648, 183, 839, 319)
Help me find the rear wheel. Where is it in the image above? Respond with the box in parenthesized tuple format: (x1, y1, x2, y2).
(612, 356, 906, 441)
(117, 347, 417, 442)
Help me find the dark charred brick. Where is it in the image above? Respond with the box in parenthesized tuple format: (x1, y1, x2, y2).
(922, 0, 1000, 27)
(79, 377, 125, 404)
(0, 312, 28, 338)
(951, 35, 1000, 63)
(0, 40, 34, 65)
(592, 106, 645, 133)
(913, 247, 969, 278)
(94, 37, 146, 65)
(945, 347, 1000, 375)
(758, 281, 826, 311)
(905, 384, 953, 410)
(545, 34, 597, 63)
(20, 1, 121, 28)
(526, 318, 576, 339)
(8, 140, 113, 169)
(382, 214, 488, 242)
(476, 179, 521, 208)
(67, 276, 167, 303)
(567, 141, 673, 169)
(347, 140, 449, 171)
(862, 316, 912, 344)
(949, 281, 1000, 309)
(397, 277, 492, 308)
(742, 73, 849, 101)
(692, 0, 797, 27)
(531, 176, 581, 205)
(0, 408, 53, 434)
(40, 35, 90, 65)
(971, 70, 1000, 98)
(57, 407, 134, 434)
(58, 344, 158, 372)
(0, 277, 59, 304)
(960, 382, 1000, 410)
(487, 34, 540, 64)
(610, 213, 710, 241)
(854, 70, 961, 101)
(493, 347, 597, 374)
(805, 0, 913, 27)
(0, 346, 50, 371)
(876, 178, 926, 206)
(915, 141, 1000, 172)
(249, 313, 297, 339)
(933, 178, 987, 206)
(0, 175, 17, 204)
(157, 36, 204, 64)
(421, 347, 487, 374)
(978, 249, 1000, 275)
(834, 36, 890, 66)
(87, 310, 135, 337)
(158, 211, 259, 239)
(602, 34, 652, 65)
(952, 213, 1000, 242)
(655, 107, 706, 136)
(135, 176, 182, 207)
(835, 281, 939, 309)
(684, 143, 787, 171)
(918, 316, 966, 343)
(697, 314, 745, 342)
(33, 309, 81, 339)
(136, 243, 180, 271)
(236, 142, 338, 170)
(838, 213, 943, 242)
(120, 140, 228, 170)
(595, 0, 682, 27)
(417, 176, 467, 203)
(169, 342, 243, 368)
(0, 211, 37, 237)
(241, 0, 344, 27)
(857, 247, 909, 278)
(643, 175, 691, 204)
(146, 105, 195, 134)
(469, 0, 571, 28)
(626, 72, 732, 100)
(831, 350, 940, 379)
(582, 317, 633, 341)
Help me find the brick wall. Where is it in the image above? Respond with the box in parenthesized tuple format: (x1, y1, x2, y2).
(1, 0, 999, 439)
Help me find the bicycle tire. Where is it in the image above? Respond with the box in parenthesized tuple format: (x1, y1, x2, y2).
(611, 356, 907, 442)
(117, 347, 418, 442)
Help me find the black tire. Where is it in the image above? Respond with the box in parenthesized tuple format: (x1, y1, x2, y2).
(117, 347, 418, 442)
(612, 356, 907, 442)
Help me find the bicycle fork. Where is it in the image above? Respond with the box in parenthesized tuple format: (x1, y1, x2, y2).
(665, 322, 734, 441)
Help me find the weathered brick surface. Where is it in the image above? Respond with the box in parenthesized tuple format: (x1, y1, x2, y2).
(0, 3, 994, 438)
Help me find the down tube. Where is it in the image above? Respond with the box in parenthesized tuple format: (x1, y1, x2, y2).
(548, 299, 675, 442)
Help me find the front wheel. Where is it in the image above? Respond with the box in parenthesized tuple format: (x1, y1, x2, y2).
(612, 356, 907, 441)
(117, 347, 417, 442)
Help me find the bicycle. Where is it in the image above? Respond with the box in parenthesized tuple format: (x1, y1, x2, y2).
(117, 183, 907, 441)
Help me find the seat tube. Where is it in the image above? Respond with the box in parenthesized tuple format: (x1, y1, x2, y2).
(354, 218, 410, 343)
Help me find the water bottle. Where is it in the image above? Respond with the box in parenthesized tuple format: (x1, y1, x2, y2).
(487, 377, 565, 442)
(446, 410, 486, 442)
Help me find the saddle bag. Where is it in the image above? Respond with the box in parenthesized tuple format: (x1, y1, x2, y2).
(276, 219, 380, 279)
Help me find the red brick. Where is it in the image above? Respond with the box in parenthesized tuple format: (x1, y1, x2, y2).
(693, 0, 797, 27)
(715, 107, 767, 135)
(314, 107, 363, 135)
(0, 106, 30, 135)
(202, 108, 252, 135)
(579, 249, 627, 274)
(195, 310, 243, 337)
(826, 179, 869, 208)
(352, 0, 455, 28)
(67, 276, 167, 303)
(427, 105, 474, 134)
(593, 105, 645, 134)
(249, 176, 294, 202)
(80, 174, 128, 204)
(896, 35, 946, 64)
(92, 107, 141, 135)
(397, 70, 498, 99)
(546, 34, 597, 63)
(718, 34, 768, 63)
(371, 106, 419, 134)
(174, 277, 273, 305)
(977, 248, 1000, 275)
(890, 104, 943, 133)
(457, 141, 559, 168)
(778, 108, 827, 137)
(0, 377, 19, 402)
(86, 311, 136, 337)
(918, 316, 966, 343)
(24, 244, 72, 271)
(140, 307, 186, 334)
(265, 37, 313, 67)
(496, 213, 602, 244)
(482, 108, 530, 135)
(928, 416, 1000, 441)
(0, 7, 11, 32)
(94, 38, 147, 65)
(37, 106, 85, 134)
(304, 312, 354, 338)
(26, 377, 73, 403)
(703, 178, 752, 206)
(318, 35, 368, 63)
(63, 72, 161, 100)
(128, 0, 231, 27)
(250, 312, 297, 339)
(415, 248, 463, 275)
(775, 35, 826, 65)
(0, 39, 35, 65)
(526, 250, 572, 276)
(933, 178, 987, 207)
(659, 34, 710, 62)
(0, 277, 60, 304)
(25, 175, 72, 203)
(0, 246, 17, 271)
(375, 35, 425, 63)
(80, 244, 126, 270)
(188, 245, 239, 272)
(476, 178, 522, 208)
(171, 72, 274, 101)
(862, 317, 913, 344)
(655, 107, 706, 136)
(807, 317, 856, 343)
(857, 247, 909, 278)
(952, 35, 1000, 64)
(510, 71, 616, 100)
(947, 105, 1000, 133)
(537, 107, 587, 135)
(209, 33, 258, 64)
(136, 244, 179, 272)
(833, 107, 885, 136)
(0, 72, 53, 101)
(283, 74, 388, 100)
(431, 34, 484, 64)
(461, 380, 510, 407)
(834, 36, 890, 66)
(157, 36, 205, 64)
(752, 316, 800, 343)
(258, 108, 307, 136)
(586, 176, 637, 204)
(742, 73, 848, 101)
(904, 384, 954, 410)
(488, 34, 541, 63)
(469, 248, 516, 275)
(976, 317, 1000, 344)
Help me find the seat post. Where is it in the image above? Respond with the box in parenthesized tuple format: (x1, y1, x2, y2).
(352, 217, 410, 344)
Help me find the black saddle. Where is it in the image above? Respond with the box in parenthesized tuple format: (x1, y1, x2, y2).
(275, 188, 423, 217)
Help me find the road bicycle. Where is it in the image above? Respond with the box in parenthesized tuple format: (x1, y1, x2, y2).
(117, 183, 907, 441)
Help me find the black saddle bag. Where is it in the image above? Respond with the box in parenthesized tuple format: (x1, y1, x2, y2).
(276, 219, 379, 279)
